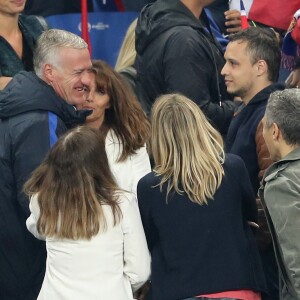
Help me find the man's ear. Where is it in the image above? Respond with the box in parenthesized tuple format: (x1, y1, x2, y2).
(257, 60, 268, 77)
(272, 123, 280, 141)
(43, 64, 55, 83)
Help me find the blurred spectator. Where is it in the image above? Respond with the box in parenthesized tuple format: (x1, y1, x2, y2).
(24, 0, 93, 16)
(248, 0, 300, 31)
(207, 0, 242, 36)
(230, 0, 253, 15)
(282, 9, 300, 87)
(0, 0, 47, 89)
(115, 18, 137, 72)
(122, 0, 153, 11)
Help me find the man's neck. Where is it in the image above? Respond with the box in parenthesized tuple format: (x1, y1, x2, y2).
(279, 144, 299, 160)
(243, 81, 273, 105)
(180, 0, 203, 19)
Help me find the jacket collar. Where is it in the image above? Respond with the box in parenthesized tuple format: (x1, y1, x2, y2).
(247, 83, 285, 106)
(263, 146, 300, 183)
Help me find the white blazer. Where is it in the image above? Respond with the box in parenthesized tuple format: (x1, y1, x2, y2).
(105, 129, 151, 195)
(26, 193, 151, 300)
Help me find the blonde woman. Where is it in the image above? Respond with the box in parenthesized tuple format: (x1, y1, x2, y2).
(114, 18, 143, 106)
(25, 126, 150, 300)
(115, 18, 137, 72)
(137, 94, 267, 300)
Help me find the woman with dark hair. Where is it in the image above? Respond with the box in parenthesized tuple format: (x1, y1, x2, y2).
(77, 60, 151, 194)
(137, 93, 267, 300)
(25, 126, 150, 299)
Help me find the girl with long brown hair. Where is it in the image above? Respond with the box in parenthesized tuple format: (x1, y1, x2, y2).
(25, 126, 150, 300)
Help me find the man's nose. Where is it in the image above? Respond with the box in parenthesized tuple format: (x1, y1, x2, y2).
(221, 63, 227, 76)
(81, 71, 93, 89)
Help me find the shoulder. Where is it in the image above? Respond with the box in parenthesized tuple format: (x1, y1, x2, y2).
(223, 153, 250, 182)
(118, 191, 136, 205)
(264, 161, 300, 214)
(8, 111, 49, 133)
(29, 194, 40, 213)
(119, 66, 137, 81)
(105, 129, 120, 145)
(165, 26, 204, 47)
(19, 14, 48, 32)
(138, 171, 159, 187)
(137, 172, 162, 201)
(265, 159, 300, 186)
(224, 153, 246, 170)
(117, 191, 139, 215)
(105, 129, 123, 158)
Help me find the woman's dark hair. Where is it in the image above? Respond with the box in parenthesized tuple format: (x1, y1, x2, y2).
(93, 60, 150, 161)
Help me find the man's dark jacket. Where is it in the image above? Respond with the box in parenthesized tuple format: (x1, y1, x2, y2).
(135, 0, 235, 134)
(226, 83, 285, 194)
(0, 71, 89, 300)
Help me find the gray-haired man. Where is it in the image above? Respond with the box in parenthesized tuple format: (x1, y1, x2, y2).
(260, 89, 300, 300)
(0, 29, 92, 300)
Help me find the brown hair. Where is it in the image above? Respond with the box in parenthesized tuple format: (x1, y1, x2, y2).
(93, 60, 150, 161)
(24, 126, 121, 240)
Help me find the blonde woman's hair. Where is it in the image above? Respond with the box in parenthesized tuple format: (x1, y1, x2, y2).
(24, 126, 121, 240)
(151, 94, 225, 204)
(115, 18, 137, 71)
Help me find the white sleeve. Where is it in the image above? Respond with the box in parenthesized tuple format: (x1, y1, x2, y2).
(131, 145, 151, 195)
(121, 193, 151, 291)
(26, 194, 45, 240)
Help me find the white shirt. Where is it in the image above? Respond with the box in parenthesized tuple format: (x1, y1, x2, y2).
(26, 193, 151, 300)
(105, 129, 151, 195)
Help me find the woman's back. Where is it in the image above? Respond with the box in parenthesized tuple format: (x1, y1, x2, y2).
(137, 154, 266, 300)
(25, 127, 150, 300)
(27, 192, 150, 300)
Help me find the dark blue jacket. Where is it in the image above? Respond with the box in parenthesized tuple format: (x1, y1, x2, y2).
(137, 154, 267, 300)
(0, 71, 89, 300)
(226, 83, 285, 194)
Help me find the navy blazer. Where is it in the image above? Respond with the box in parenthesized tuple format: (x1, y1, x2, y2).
(137, 154, 267, 300)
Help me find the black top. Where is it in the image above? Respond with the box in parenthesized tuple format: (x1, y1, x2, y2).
(226, 83, 285, 193)
(137, 154, 267, 300)
(24, 0, 93, 16)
